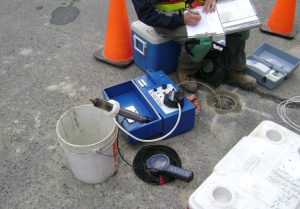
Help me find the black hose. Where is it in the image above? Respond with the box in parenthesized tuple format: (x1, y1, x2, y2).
(133, 145, 182, 185)
(116, 119, 182, 185)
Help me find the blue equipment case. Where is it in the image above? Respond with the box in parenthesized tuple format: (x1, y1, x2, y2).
(131, 21, 181, 75)
(103, 71, 195, 144)
(246, 42, 300, 89)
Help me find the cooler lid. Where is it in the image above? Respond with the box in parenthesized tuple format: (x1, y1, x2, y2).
(131, 21, 171, 44)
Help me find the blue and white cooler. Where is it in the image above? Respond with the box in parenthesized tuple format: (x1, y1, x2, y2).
(131, 21, 181, 75)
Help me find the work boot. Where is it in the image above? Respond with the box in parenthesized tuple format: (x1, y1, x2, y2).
(226, 71, 257, 90)
(177, 68, 198, 93)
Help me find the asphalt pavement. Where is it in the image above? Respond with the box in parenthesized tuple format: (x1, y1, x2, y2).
(1, 0, 300, 208)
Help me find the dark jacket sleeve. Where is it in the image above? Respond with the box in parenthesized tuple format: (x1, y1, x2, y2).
(131, 0, 185, 28)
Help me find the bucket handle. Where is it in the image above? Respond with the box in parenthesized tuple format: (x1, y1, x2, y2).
(95, 130, 117, 156)
(95, 145, 114, 156)
(58, 134, 116, 156)
(95, 150, 114, 157)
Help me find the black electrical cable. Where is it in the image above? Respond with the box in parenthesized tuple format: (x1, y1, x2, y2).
(116, 119, 183, 185)
(116, 129, 134, 167)
(116, 123, 161, 171)
(116, 118, 134, 167)
(133, 145, 182, 185)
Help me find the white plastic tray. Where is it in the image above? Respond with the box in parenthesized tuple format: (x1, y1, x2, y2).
(188, 120, 300, 209)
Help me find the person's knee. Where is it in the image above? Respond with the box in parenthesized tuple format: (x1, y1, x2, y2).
(226, 30, 250, 41)
(154, 26, 188, 41)
(187, 37, 213, 62)
(239, 30, 250, 41)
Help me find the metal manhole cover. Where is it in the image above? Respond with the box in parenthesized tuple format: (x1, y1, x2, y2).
(207, 90, 241, 113)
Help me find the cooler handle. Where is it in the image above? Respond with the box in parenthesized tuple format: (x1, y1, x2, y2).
(133, 34, 147, 56)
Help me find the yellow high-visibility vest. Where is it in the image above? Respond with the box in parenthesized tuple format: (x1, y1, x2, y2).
(156, 0, 205, 11)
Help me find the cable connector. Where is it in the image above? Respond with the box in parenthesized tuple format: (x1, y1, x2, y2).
(164, 89, 185, 108)
(188, 94, 200, 110)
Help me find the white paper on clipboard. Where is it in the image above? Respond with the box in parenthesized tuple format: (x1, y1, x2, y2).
(186, 7, 224, 37)
(186, 0, 260, 38)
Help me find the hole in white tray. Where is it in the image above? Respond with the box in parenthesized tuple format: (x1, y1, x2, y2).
(266, 130, 282, 142)
(212, 187, 232, 203)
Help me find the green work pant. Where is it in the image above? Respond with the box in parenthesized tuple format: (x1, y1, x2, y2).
(154, 26, 250, 75)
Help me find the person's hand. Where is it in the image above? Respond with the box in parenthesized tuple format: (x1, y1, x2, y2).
(203, 0, 217, 13)
(183, 11, 201, 26)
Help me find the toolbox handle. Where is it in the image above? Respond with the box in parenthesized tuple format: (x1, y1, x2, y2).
(133, 34, 147, 56)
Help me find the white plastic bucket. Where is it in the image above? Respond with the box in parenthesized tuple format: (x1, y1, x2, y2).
(56, 104, 118, 184)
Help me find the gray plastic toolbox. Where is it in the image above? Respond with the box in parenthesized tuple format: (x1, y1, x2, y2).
(246, 42, 300, 89)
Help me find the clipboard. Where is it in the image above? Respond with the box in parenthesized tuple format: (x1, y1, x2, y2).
(186, 0, 261, 37)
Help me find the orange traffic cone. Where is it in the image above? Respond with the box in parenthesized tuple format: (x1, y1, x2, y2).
(260, 0, 297, 39)
(94, 0, 133, 67)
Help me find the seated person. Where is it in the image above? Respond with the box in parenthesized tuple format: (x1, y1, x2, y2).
(131, 0, 257, 93)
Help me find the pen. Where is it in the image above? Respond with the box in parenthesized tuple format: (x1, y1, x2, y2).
(186, 8, 199, 15)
